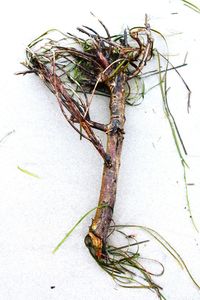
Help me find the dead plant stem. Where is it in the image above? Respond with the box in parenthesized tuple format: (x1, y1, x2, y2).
(85, 72, 126, 258)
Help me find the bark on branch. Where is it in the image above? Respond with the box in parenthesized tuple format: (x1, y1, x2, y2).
(85, 72, 126, 258)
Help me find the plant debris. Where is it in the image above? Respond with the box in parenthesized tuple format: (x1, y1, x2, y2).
(18, 14, 199, 299)
(17, 165, 40, 179)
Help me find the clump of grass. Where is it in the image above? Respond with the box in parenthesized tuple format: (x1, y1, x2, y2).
(52, 205, 200, 299)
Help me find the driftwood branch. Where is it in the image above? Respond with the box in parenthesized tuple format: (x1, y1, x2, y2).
(85, 72, 126, 257)
(18, 14, 200, 298)
(19, 13, 154, 278)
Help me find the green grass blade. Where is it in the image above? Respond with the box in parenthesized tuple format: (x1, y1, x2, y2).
(52, 204, 107, 253)
(17, 166, 40, 179)
(156, 50, 198, 231)
(182, 0, 200, 13)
